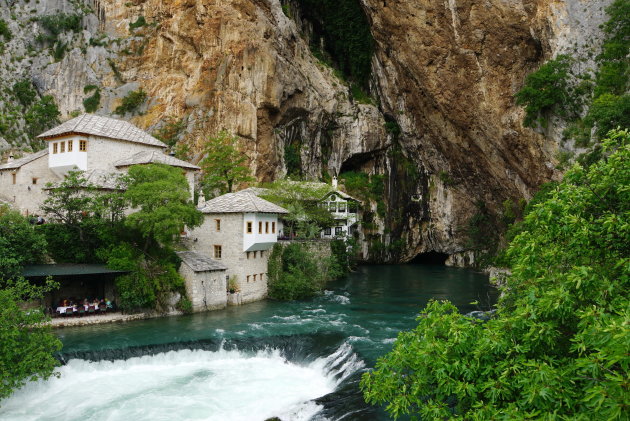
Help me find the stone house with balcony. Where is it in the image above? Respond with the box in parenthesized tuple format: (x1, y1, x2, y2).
(187, 191, 288, 305)
(0, 114, 199, 216)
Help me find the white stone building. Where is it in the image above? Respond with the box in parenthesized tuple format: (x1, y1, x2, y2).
(320, 189, 360, 239)
(188, 191, 288, 304)
(0, 114, 199, 215)
(175, 251, 228, 312)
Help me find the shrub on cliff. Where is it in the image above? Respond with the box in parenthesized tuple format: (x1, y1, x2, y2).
(361, 129, 629, 419)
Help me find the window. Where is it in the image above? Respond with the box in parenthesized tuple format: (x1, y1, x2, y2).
(272, 222, 276, 233)
(32, 178, 38, 185)
(338, 202, 347, 212)
(246, 251, 250, 259)
(67, 140, 73, 152)
(260, 251, 264, 258)
(258, 221, 262, 234)
(246, 221, 253, 233)
(247, 275, 250, 282)
(253, 274, 257, 281)
(79, 140, 87, 152)
(12, 173, 16, 184)
(260, 273, 264, 281)
(60, 141, 65, 153)
(215, 219, 221, 231)
(335, 226, 343, 236)
(253, 251, 257, 258)
(328, 202, 336, 212)
(214, 245, 222, 259)
(265, 221, 269, 233)
(324, 227, 331, 236)
(52, 143, 58, 154)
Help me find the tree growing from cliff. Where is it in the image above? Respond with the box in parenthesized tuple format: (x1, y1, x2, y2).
(0, 277, 62, 400)
(199, 131, 254, 197)
(361, 129, 630, 419)
(124, 163, 203, 251)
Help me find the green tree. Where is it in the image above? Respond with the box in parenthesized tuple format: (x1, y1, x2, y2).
(124, 164, 202, 251)
(267, 243, 322, 300)
(259, 179, 335, 236)
(0, 277, 62, 400)
(361, 129, 630, 419)
(114, 88, 147, 115)
(199, 131, 254, 197)
(0, 206, 47, 282)
(24, 95, 60, 138)
(515, 55, 576, 127)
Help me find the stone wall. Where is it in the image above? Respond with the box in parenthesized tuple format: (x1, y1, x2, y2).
(0, 153, 58, 215)
(178, 263, 227, 312)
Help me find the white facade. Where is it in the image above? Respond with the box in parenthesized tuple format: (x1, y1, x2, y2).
(0, 114, 199, 216)
(243, 212, 280, 251)
(321, 192, 360, 238)
(48, 135, 88, 176)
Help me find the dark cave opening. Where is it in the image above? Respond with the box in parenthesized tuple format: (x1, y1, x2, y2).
(410, 251, 449, 265)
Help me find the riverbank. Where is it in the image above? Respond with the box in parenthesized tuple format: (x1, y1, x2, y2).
(48, 310, 183, 328)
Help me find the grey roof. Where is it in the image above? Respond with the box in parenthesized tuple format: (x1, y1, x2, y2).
(37, 114, 167, 148)
(23, 264, 128, 278)
(114, 150, 200, 170)
(199, 191, 289, 214)
(0, 149, 48, 171)
(324, 190, 361, 202)
(241, 182, 360, 203)
(176, 251, 227, 272)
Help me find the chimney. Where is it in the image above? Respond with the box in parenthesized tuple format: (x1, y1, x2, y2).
(7, 154, 14, 163)
(332, 176, 338, 190)
(198, 191, 206, 207)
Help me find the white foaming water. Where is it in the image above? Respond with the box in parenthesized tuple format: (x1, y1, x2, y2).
(323, 291, 350, 305)
(1, 345, 363, 421)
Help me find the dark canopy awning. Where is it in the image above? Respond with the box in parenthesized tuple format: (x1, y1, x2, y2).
(22, 264, 128, 278)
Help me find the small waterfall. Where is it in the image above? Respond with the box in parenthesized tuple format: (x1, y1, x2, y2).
(1, 335, 371, 421)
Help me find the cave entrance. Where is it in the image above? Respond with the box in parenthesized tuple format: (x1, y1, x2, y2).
(410, 251, 449, 265)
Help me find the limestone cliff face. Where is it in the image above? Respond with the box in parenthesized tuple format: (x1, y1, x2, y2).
(98, 0, 387, 182)
(0, 0, 611, 264)
(354, 0, 611, 263)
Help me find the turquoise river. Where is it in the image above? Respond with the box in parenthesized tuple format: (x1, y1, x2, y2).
(1, 264, 498, 421)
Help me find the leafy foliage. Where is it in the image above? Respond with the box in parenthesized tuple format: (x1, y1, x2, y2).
(284, 138, 302, 177)
(129, 16, 147, 31)
(267, 243, 323, 300)
(12, 80, 37, 108)
(515, 55, 576, 127)
(0, 278, 62, 400)
(37, 13, 82, 45)
(296, 0, 374, 88)
(199, 131, 254, 197)
(0, 206, 47, 282)
(361, 129, 630, 419)
(0, 19, 12, 41)
(517, 1, 629, 143)
(104, 243, 184, 313)
(82, 84, 101, 113)
(268, 240, 353, 301)
(259, 179, 335, 236)
(24, 95, 60, 138)
(153, 116, 185, 148)
(114, 88, 147, 115)
(124, 164, 202, 250)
